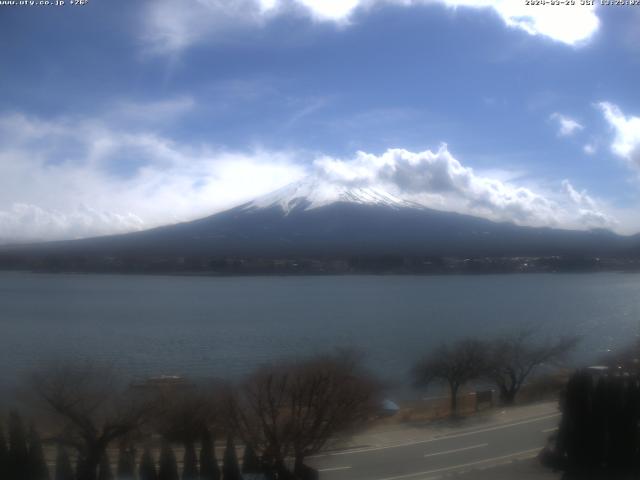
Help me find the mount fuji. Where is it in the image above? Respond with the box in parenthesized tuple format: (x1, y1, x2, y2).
(1, 177, 639, 269)
(242, 178, 420, 213)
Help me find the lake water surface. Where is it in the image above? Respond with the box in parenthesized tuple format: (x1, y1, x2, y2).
(1, 271, 639, 391)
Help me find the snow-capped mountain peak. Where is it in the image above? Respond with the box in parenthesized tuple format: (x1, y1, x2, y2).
(242, 177, 419, 214)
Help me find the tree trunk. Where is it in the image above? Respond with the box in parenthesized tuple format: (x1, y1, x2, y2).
(450, 383, 459, 416)
(77, 449, 102, 480)
(294, 455, 318, 480)
(500, 387, 517, 405)
(275, 459, 294, 480)
(294, 454, 304, 474)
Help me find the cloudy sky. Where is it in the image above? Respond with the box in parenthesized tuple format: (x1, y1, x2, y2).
(1, 0, 640, 242)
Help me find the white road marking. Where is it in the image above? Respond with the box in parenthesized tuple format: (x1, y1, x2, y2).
(542, 427, 558, 433)
(376, 447, 542, 480)
(318, 466, 352, 472)
(314, 413, 560, 457)
(424, 443, 488, 458)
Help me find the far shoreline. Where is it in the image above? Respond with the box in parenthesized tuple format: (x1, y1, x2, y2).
(1, 266, 640, 278)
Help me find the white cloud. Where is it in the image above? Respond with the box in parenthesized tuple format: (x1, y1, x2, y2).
(550, 113, 584, 137)
(562, 179, 594, 208)
(583, 143, 597, 155)
(109, 96, 196, 125)
(292, 0, 361, 21)
(0, 111, 620, 243)
(141, 0, 272, 55)
(313, 145, 615, 230)
(0, 204, 145, 244)
(0, 112, 305, 243)
(561, 179, 613, 228)
(598, 102, 640, 171)
(423, 0, 598, 46)
(143, 0, 600, 54)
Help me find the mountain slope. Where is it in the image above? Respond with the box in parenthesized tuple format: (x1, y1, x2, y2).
(2, 192, 638, 260)
(1, 177, 639, 270)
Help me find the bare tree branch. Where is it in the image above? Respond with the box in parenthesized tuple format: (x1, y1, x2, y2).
(229, 350, 380, 476)
(31, 362, 155, 480)
(413, 339, 487, 415)
(484, 329, 578, 404)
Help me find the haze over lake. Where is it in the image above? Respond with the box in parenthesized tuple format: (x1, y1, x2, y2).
(1, 271, 639, 391)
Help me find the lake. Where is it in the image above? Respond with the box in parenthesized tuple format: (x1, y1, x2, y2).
(1, 271, 639, 392)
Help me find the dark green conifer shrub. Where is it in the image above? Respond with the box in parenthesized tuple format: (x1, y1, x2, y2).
(138, 447, 157, 480)
(98, 451, 114, 480)
(241, 444, 260, 474)
(222, 437, 240, 480)
(54, 445, 74, 480)
(7, 411, 29, 479)
(26, 425, 50, 480)
(182, 441, 198, 480)
(198, 429, 220, 480)
(157, 442, 178, 480)
(117, 446, 136, 480)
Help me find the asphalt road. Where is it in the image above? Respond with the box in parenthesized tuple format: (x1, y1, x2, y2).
(309, 411, 560, 480)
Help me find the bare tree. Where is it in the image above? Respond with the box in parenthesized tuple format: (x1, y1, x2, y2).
(31, 363, 154, 480)
(151, 383, 222, 445)
(230, 350, 380, 477)
(150, 382, 222, 480)
(485, 329, 578, 405)
(413, 339, 486, 416)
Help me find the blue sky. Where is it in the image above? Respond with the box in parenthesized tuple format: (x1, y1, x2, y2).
(1, 0, 640, 241)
